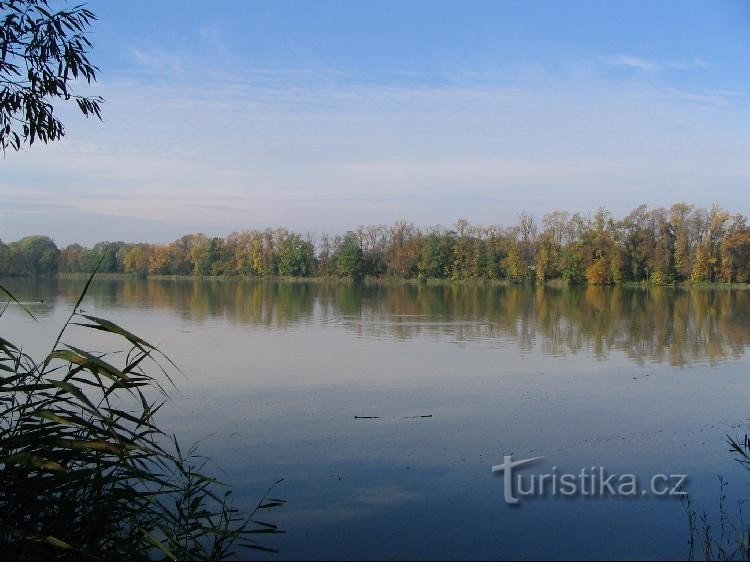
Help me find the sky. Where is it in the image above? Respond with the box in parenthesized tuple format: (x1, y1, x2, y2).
(2, 0, 750, 246)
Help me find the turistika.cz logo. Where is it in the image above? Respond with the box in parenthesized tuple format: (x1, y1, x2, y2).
(491, 455, 687, 505)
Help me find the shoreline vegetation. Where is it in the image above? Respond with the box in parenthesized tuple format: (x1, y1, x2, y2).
(2, 203, 749, 286)
(0, 272, 284, 559)
(48, 272, 750, 290)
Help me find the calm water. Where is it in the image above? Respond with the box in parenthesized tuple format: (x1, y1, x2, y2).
(4, 277, 750, 560)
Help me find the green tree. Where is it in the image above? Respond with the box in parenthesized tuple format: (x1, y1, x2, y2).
(0, 239, 8, 273)
(277, 231, 313, 277)
(9, 235, 59, 275)
(92, 242, 122, 272)
(187, 234, 222, 276)
(418, 231, 450, 278)
(483, 227, 507, 279)
(561, 245, 586, 284)
(335, 232, 364, 279)
(77, 246, 99, 272)
(315, 232, 335, 277)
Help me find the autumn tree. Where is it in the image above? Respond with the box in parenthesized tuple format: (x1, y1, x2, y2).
(59, 243, 83, 273)
(517, 212, 537, 269)
(148, 244, 173, 275)
(387, 220, 420, 278)
(670, 202, 694, 280)
(123, 244, 151, 276)
(704, 205, 732, 281)
(690, 245, 710, 283)
(316, 232, 335, 277)
(647, 207, 675, 285)
(583, 208, 621, 285)
(483, 225, 507, 279)
(449, 219, 473, 280)
(358, 224, 387, 276)
(503, 241, 526, 283)
(167, 235, 194, 275)
(721, 216, 750, 283)
(539, 211, 569, 278)
(621, 204, 653, 281)
(5, 203, 749, 284)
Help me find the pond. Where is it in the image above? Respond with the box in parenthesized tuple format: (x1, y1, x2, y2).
(3, 277, 750, 559)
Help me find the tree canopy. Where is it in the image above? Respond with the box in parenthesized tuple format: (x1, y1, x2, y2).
(4, 203, 750, 285)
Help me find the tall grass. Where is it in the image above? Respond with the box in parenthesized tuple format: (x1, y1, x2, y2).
(683, 437, 750, 561)
(0, 270, 284, 560)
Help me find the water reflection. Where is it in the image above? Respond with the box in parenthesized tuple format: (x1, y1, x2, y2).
(5, 276, 750, 560)
(8, 277, 750, 366)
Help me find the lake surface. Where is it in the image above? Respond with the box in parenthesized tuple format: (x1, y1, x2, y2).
(4, 277, 750, 560)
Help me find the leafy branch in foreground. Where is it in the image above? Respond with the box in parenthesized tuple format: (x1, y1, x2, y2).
(1, 0, 103, 152)
(0, 277, 284, 560)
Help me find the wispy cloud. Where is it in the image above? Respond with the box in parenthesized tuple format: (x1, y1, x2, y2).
(595, 54, 710, 71)
(2, 58, 747, 245)
(129, 47, 184, 75)
(605, 55, 660, 70)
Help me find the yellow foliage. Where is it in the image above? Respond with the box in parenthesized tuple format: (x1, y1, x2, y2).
(690, 246, 710, 283)
(585, 258, 611, 285)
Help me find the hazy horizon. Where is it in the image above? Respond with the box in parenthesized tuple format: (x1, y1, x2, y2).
(0, 201, 743, 248)
(3, 0, 750, 246)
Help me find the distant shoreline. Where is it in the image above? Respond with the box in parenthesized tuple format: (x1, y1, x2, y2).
(39, 273, 750, 289)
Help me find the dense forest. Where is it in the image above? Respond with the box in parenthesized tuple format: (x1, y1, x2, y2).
(2, 203, 750, 284)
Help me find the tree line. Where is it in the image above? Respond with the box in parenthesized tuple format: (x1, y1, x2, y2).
(2, 203, 749, 284)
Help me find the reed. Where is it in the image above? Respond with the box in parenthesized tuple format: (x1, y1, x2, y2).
(683, 440, 750, 561)
(0, 266, 283, 560)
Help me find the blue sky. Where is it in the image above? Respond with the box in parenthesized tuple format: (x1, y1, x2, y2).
(2, 0, 750, 245)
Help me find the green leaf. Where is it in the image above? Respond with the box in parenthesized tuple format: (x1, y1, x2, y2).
(4, 452, 64, 472)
